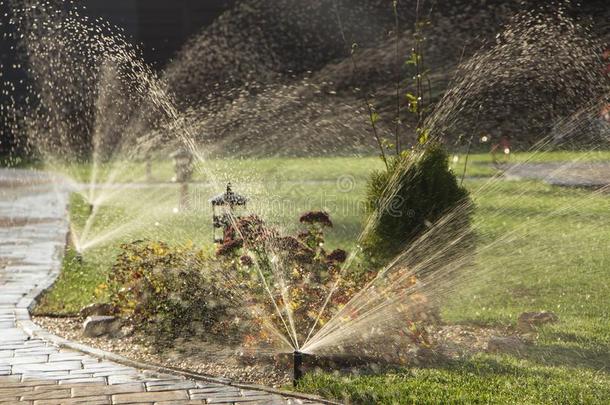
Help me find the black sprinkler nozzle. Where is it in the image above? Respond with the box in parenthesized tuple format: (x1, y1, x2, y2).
(293, 351, 303, 387)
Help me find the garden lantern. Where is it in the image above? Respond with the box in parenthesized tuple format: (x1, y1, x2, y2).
(145, 151, 152, 182)
(170, 148, 194, 210)
(170, 148, 193, 183)
(210, 183, 248, 243)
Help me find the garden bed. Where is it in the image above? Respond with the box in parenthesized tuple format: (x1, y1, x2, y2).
(32, 315, 292, 387)
(33, 315, 518, 387)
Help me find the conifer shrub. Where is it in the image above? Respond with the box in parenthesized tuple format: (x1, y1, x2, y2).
(362, 142, 474, 270)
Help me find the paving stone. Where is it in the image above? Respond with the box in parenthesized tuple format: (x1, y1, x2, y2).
(14, 347, 57, 356)
(0, 386, 35, 397)
(112, 390, 190, 404)
(48, 353, 91, 362)
(0, 377, 58, 388)
(145, 379, 198, 391)
(21, 388, 71, 401)
(33, 396, 110, 405)
(2, 355, 49, 365)
(13, 361, 83, 373)
(0, 350, 15, 359)
(207, 397, 253, 404)
(58, 377, 107, 384)
(20, 373, 73, 382)
(0, 397, 22, 404)
(70, 383, 144, 397)
(90, 368, 138, 378)
(189, 387, 240, 395)
(240, 399, 290, 405)
(105, 374, 149, 384)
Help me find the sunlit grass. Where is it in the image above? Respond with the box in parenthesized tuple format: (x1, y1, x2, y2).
(34, 153, 610, 403)
(43, 150, 610, 184)
(298, 355, 610, 404)
(299, 177, 610, 404)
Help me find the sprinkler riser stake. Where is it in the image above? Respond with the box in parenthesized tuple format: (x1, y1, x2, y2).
(293, 351, 303, 387)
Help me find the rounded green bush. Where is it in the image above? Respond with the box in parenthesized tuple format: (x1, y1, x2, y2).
(362, 142, 474, 270)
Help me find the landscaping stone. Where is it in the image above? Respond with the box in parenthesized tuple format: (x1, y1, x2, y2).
(487, 336, 526, 353)
(517, 311, 558, 333)
(408, 347, 440, 365)
(83, 316, 121, 337)
(79, 303, 116, 318)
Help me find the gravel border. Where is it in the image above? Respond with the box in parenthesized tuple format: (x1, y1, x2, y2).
(32, 316, 292, 387)
(19, 317, 338, 404)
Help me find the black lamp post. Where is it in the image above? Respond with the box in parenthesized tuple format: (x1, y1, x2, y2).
(210, 183, 248, 243)
(170, 148, 194, 211)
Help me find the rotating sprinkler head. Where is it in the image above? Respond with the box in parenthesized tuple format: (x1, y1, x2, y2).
(293, 351, 303, 387)
(75, 251, 83, 264)
(88, 203, 94, 215)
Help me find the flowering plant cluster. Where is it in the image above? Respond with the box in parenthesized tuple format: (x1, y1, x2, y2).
(216, 211, 367, 346)
(105, 213, 437, 356)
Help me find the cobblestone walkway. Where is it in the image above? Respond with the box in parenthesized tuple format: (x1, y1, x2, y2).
(0, 169, 321, 405)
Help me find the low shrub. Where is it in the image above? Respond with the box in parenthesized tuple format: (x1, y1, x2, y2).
(216, 212, 372, 347)
(108, 241, 241, 344)
(362, 142, 474, 270)
(106, 201, 449, 350)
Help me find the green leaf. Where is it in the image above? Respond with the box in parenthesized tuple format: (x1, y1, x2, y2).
(405, 51, 419, 66)
(370, 112, 380, 125)
(405, 51, 423, 67)
(406, 93, 418, 113)
(417, 128, 430, 144)
(381, 139, 395, 150)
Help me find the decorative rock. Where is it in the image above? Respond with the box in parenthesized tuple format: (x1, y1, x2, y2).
(83, 316, 121, 337)
(79, 302, 116, 318)
(112, 324, 136, 339)
(517, 311, 558, 332)
(408, 346, 440, 365)
(487, 336, 525, 353)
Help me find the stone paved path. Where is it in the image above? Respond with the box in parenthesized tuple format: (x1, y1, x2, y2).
(0, 169, 322, 405)
(505, 161, 610, 188)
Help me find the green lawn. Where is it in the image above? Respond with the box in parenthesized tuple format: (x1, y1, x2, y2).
(34, 152, 610, 404)
(298, 178, 610, 403)
(299, 356, 610, 404)
(43, 150, 610, 184)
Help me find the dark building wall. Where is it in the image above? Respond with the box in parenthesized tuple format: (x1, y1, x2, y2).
(1, 0, 233, 156)
(81, 0, 233, 67)
(80, 0, 140, 39)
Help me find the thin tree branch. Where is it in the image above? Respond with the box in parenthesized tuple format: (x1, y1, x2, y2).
(393, 0, 401, 155)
